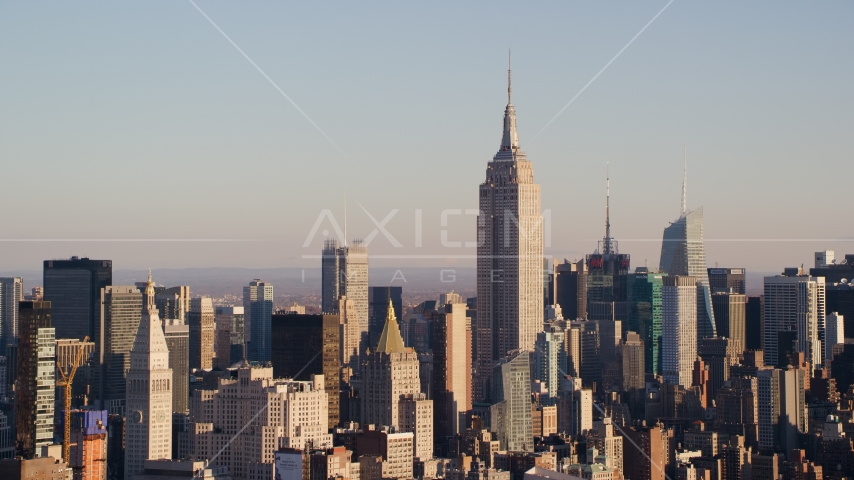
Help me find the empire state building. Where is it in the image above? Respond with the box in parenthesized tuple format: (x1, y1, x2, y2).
(474, 64, 544, 402)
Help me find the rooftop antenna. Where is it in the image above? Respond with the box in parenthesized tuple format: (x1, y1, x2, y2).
(681, 146, 687, 215)
(344, 194, 348, 247)
(603, 163, 613, 255)
(508, 49, 512, 105)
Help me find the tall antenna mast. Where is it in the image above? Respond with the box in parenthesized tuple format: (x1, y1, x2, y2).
(681, 146, 687, 215)
(507, 49, 512, 104)
(344, 194, 348, 247)
(603, 163, 612, 255)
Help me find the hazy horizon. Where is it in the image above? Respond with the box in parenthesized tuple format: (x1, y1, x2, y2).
(1, 1, 852, 272)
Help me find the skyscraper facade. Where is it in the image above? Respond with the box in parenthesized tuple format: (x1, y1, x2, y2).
(825, 281, 854, 339)
(622, 331, 645, 391)
(43, 257, 112, 341)
(587, 170, 630, 323)
(707, 268, 746, 294)
(659, 179, 716, 342)
(243, 279, 273, 363)
(97, 285, 142, 414)
(758, 367, 806, 455)
(698, 337, 740, 403)
(337, 296, 360, 374)
(321, 240, 369, 359)
(155, 286, 190, 323)
(15, 301, 55, 459)
(270, 312, 341, 427)
(490, 350, 533, 452)
(824, 312, 844, 361)
(184, 366, 332, 480)
(627, 269, 667, 376)
(214, 306, 244, 368)
(0, 277, 23, 353)
(188, 297, 214, 371)
(554, 260, 587, 321)
(475, 66, 543, 402)
(162, 320, 189, 413)
(361, 301, 421, 430)
(662, 276, 698, 387)
(534, 328, 566, 402)
(125, 273, 172, 479)
(711, 292, 747, 353)
(763, 274, 825, 368)
(572, 320, 602, 388)
(746, 296, 763, 351)
(431, 301, 472, 451)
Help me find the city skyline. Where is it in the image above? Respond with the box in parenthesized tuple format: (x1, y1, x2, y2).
(2, 4, 854, 479)
(0, 2, 852, 273)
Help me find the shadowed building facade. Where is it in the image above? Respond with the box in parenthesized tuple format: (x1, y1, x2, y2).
(554, 260, 587, 321)
(43, 257, 112, 342)
(711, 292, 746, 354)
(270, 312, 341, 427)
(15, 301, 55, 459)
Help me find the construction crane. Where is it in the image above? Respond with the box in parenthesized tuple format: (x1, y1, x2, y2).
(56, 335, 90, 466)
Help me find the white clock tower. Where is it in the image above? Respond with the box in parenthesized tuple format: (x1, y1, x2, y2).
(125, 270, 173, 478)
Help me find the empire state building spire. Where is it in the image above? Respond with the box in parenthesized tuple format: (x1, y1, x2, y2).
(475, 59, 543, 402)
(498, 52, 521, 155)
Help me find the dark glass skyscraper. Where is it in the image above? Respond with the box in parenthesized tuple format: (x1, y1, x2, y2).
(708, 268, 746, 294)
(711, 292, 746, 354)
(243, 279, 273, 362)
(555, 259, 587, 321)
(43, 257, 112, 341)
(745, 296, 763, 350)
(270, 312, 341, 427)
(627, 268, 667, 376)
(15, 301, 54, 459)
(826, 282, 854, 338)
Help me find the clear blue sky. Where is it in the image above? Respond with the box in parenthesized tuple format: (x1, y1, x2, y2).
(1, 1, 852, 273)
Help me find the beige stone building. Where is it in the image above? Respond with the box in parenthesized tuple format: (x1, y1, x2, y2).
(185, 366, 331, 480)
(475, 65, 543, 402)
(399, 393, 434, 460)
(361, 300, 421, 429)
(356, 429, 414, 480)
(125, 272, 173, 479)
(188, 297, 215, 370)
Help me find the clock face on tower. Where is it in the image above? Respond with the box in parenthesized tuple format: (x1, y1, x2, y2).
(132, 410, 143, 423)
(157, 411, 166, 423)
